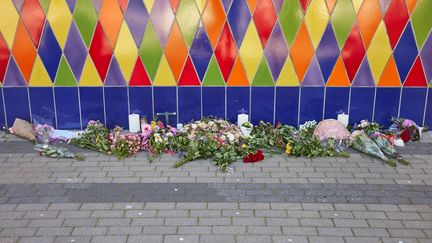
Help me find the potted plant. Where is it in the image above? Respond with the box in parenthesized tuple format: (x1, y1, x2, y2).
(240, 121, 253, 137)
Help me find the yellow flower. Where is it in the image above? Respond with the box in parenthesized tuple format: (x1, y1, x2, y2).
(242, 144, 247, 149)
(150, 121, 156, 130)
(285, 143, 292, 155)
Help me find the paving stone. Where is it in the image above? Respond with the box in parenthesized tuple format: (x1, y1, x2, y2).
(91, 236, 127, 243)
(35, 227, 72, 236)
(200, 235, 235, 243)
(72, 227, 107, 236)
(127, 235, 163, 243)
(308, 236, 345, 243)
(17, 237, 55, 243)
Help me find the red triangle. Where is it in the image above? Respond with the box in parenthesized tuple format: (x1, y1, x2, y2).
(404, 57, 427, 87)
(119, 0, 128, 12)
(129, 57, 151, 86)
(170, 0, 180, 12)
(0, 34, 10, 83)
(178, 56, 201, 86)
(299, 0, 310, 13)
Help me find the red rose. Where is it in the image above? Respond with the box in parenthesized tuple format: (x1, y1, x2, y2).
(400, 130, 411, 143)
(243, 150, 265, 163)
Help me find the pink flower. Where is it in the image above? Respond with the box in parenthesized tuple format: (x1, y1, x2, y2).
(402, 119, 414, 127)
(141, 124, 152, 136)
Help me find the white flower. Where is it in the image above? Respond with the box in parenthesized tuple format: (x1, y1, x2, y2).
(220, 135, 226, 141)
(191, 124, 197, 129)
(154, 133, 162, 143)
(166, 132, 173, 137)
(227, 133, 235, 143)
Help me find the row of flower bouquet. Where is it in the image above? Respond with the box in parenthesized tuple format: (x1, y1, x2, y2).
(66, 116, 426, 171)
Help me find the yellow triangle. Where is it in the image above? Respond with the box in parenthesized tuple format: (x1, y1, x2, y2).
(29, 56, 53, 86)
(79, 56, 103, 86)
(367, 22, 392, 84)
(0, 0, 20, 48)
(144, 0, 155, 12)
(352, 0, 363, 13)
(153, 55, 176, 86)
(276, 58, 300, 86)
(195, 0, 206, 13)
(114, 22, 138, 82)
(239, 22, 263, 81)
(47, 0, 73, 49)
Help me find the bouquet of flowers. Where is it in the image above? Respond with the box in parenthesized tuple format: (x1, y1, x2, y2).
(349, 130, 396, 167)
(173, 118, 243, 171)
(34, 124, 54, 144)
(141, 120, 178, 162)
(369, 132, 409, 165)
(69, 120, 111, 153)
(289, 121, 349, 158)
(390, 118, 427, 142)
(34, 144, 85, 160)
(243, 149, 264, 163)
(353, 120, 381, 134)
(109, 126, 142, 159)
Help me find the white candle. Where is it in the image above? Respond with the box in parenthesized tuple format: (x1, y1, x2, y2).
(128, 114, 140, 133)
(337, 113, 349, 127)
(177, 123, 183, 130)
(237, 113, 249, 126)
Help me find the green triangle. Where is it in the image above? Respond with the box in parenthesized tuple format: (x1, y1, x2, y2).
(54, 57, 77, 86)
(73, 0, 98, 47)
(279, 0, 303, 47)
(139, 21, 163, 81)
(252, 58, 274, 86)
(411, 0, 432, 49)
(331, 0, 356, 48)
(202, 56, 225, 86)
(39, 0, 51, 13)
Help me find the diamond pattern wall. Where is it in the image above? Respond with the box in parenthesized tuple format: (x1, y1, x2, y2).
(0, 0, 430, 88)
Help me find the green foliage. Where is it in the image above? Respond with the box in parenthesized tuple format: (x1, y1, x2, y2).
(69, 121, 111, 153)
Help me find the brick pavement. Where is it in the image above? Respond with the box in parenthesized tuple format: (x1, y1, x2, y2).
(0, 134, 431, 242)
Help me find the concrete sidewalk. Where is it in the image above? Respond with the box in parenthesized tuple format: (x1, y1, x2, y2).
(0, 134, 431, 243)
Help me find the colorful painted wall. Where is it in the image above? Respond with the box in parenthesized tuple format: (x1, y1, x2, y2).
(0, 0, 431, 129)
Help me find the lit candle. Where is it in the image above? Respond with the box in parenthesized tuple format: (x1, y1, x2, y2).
(128, 114, 140, 133)
(337, 113, 349, 127)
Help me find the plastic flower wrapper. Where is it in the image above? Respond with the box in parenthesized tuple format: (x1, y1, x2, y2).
(313, 119, 350, 141)
(34, 124, 54, 144)
(390, 117, 427, 142)
(34, 144, 85, 160)
(350, 131, 396, 167)
(369, 133, 409, 166)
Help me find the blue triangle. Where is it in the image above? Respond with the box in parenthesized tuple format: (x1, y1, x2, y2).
(4, 57, 26, 86)
(105, 57, 126, 86)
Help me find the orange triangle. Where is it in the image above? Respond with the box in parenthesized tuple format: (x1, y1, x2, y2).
(227, 57, 249, 86)
(378, 56, 401, 87)
(129, 57, 151, 86)
(178, 56, 201, 86)
(404, 57, 427, 87)
(247, 0, 258, 13)
(326, 56, 350, 87)
(326, 0, 337, 13)
(405, 0, 417, 14)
